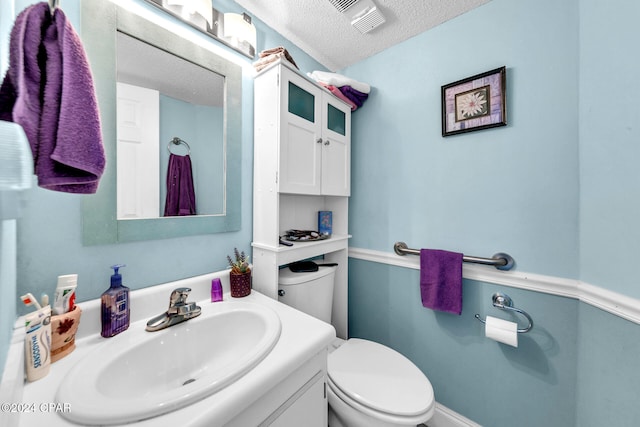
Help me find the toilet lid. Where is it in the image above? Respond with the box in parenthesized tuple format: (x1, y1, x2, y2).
(328, 339, 434, 417)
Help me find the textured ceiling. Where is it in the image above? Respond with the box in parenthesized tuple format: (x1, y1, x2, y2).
(235, 0, 491, 71)
(117, 32, 224, 106)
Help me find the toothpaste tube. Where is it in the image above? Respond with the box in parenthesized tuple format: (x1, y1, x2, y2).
(24, 305, 51, 382)
(52, 274, 77, 315)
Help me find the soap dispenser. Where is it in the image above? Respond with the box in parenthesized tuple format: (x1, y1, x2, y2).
(101, 264, 130, 338)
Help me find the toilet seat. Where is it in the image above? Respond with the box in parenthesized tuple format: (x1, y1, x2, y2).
(327, 339, 434, 422)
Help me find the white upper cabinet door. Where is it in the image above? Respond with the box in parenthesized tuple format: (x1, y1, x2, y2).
(320, 93, 351, 196)
(278, 67, 351, 196)
(279, 69, 323, 195)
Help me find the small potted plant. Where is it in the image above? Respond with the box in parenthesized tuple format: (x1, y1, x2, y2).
(227, 248, 251, 297)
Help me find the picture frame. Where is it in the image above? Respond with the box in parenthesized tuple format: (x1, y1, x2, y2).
(441, 66, 507, 137)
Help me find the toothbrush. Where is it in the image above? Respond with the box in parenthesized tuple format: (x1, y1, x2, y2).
(20, 293, 42, 311)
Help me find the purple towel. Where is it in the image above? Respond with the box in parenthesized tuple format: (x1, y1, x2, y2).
(338, 85, 369, 108)
(1, 4, 42, 146)
(420, 249, 463, 315)
(1, 3, 105, 193)
(164, 154, 196, 217)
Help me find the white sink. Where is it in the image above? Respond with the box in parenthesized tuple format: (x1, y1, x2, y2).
(56, 300, 281, 425)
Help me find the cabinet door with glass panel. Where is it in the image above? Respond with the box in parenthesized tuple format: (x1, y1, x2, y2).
(279, 67, 351, 196)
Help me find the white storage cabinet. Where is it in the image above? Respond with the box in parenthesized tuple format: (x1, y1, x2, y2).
(252, 60, 351, 339)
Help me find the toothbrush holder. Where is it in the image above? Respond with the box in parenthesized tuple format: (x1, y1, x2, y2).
(50, 306, 82, 363)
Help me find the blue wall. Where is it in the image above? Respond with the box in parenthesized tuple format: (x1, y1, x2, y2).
(575, 304, 640, 426)
(578, 0, 640, 297)
(159, 96, 224, 215)
(343, 0, 640, 425)
(345, 0, 579, 279)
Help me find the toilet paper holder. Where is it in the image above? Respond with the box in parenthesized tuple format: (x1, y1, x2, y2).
(474, 293, 533, 333)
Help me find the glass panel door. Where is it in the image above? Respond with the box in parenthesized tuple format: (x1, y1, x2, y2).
(327, 103, 345, 135)
(288, 82, 315, 122)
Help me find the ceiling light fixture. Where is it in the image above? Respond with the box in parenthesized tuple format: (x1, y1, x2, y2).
(223, 12, 257, 58)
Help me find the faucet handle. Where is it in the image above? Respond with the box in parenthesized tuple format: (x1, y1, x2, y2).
(169, 287, 192, 306)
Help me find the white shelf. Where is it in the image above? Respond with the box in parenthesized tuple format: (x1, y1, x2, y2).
(252, 235, 350, 266)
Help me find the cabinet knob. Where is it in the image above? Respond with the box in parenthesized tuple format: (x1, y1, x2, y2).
(278, 289, 285, 297)
(316, 138, 323, 144)
(324, 140, 330, 146)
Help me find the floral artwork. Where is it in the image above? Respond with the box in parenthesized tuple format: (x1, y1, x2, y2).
(441, 67, 506, 136)
(455, 86, 489, 120)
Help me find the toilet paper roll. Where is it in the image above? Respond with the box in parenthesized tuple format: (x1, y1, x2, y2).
(485, 315, 518, 347)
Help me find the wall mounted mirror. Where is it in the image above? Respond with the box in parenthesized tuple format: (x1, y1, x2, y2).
(116, 32, 225, 219)
(81, 1, 242, 245)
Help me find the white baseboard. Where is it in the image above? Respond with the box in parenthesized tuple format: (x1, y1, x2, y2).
(348, 246, 640, 325)
(428, 403, 481, 427)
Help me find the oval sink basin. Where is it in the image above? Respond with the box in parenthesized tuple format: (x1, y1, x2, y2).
(56, 300, 281, 425)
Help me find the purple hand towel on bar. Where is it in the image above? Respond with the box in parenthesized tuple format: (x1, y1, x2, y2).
(420, 249, 464, 315)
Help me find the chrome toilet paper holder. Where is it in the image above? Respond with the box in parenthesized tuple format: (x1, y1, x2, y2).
(474, 293, 534, 333)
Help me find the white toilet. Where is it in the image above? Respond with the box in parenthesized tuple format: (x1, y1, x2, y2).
(278, 266, 435, 427)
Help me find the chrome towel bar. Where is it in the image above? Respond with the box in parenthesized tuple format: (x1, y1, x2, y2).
(393, 242, 515, 271)
(474, 293, 533, 333)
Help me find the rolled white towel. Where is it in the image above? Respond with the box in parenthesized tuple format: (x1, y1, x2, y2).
(307, 70, 370, 94)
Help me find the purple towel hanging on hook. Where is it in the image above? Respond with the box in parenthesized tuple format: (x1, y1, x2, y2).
(164, 154, 196, 216)
(420, 249, 464, 315)
(0, 2, 105, 193)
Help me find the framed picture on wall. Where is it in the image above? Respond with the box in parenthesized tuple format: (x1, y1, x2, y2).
(441, 66, 507, 137)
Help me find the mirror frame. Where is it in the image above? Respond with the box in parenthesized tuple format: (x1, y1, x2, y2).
(81, 1, 242, 245)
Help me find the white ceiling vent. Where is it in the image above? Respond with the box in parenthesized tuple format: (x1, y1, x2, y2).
(328, 0, 386, 34)
(328, 0, 360, 13)
(351, 5, 386, 33)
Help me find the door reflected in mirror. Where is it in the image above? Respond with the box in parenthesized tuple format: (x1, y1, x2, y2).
(116, 32, 225, 220)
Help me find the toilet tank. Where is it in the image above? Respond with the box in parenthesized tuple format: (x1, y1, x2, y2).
(278, 266, 336, 324)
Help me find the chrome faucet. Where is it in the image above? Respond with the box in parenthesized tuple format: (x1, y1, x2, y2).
(146, 287, 202, 332)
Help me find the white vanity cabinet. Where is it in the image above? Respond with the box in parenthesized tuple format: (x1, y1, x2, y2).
(228, 350, 329, 427)
(252, 60, 351, 338)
